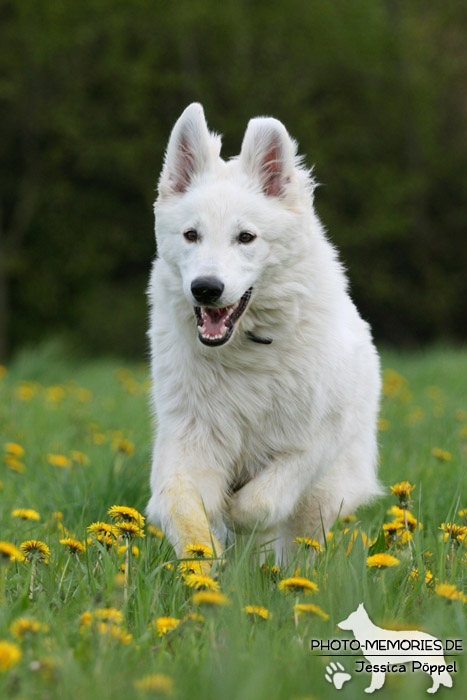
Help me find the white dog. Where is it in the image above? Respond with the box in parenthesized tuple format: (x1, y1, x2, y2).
(147, 103, 382, 562)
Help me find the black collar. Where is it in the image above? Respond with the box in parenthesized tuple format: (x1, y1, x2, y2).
(246, 331, 273, 345)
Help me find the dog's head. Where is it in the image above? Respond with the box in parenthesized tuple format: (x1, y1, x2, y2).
(337, 603, 368, 631)
(154, 103, 314, 347)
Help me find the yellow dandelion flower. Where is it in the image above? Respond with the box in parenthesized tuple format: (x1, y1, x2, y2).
(340, 514, 357, 524)
(93, 432, 107, 445)
(87, 533, 114, 549)
(20, 540, 50, 563)
(435, 583, 467, 603)
(459, 509, 467, 521)
(192, 591, 231, 606)
(115, 368, 133, 381)
(243, 605, 271, 620)
(0, 640, 22, 671)
(112, 438, 134, 455)
(293, 537, 322, 552)
(87, 522, 117, 539)
(409, 569, 434, 586)
(378, 418, 390, 431)
(45, 385, 66, 402)
(383, 521, 405, 546)
(0, 541, 24, 563)
(183, 612, 204, 623)
(47, 454, 70, 468)
(293, 603, 330, 621)
(260, 564, 281, 580)
(278, 577, 318, 595)
(74, 387, 93, 403)
(404, 407, 425, 426)
(69, 451, 89, 465)
(390, 481, 415, 497)
(148, 525, 164, 538)
(15, 383, 36, 401)
(390, 481, 415, 508)
(393, 511, 420, 532)
(382, 369, 407, 397)
(60, 538, 85, 554)
(80, 612, 93, 628)
(94, 608, 124, 624)
(426, 385, 443, 401)
(366, 553, 400, 568)
(4, 456, 25, 473)
(10, 618, 49, 639)
(115, 521, 145, 539)
(398, 530, 413, 545)
(11, 508, 40, 521)
(178, 560, 207, 575)
(107, 505, 145, 527)
(431, 447, 452, 462)
(122, 378, 140, 395)
(114, 572, 126, 587)
(175, 559, 199, 574)
(134, 673, 174, 695)
(97, 622, 132, 644)
(117, 544, 139, 557)
(440, 523, 467, 544)
(184, 543, 213, 558)
(383, 521, 404, 534)
(4, 442, 24, 457)
(155, 616, 180, 636)
(183, 574, 220, 591)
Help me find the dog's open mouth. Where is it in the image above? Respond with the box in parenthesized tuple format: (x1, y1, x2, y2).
(194, 288, 252, 346)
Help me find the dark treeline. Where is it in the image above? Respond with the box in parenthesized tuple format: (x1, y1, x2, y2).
(1, 0, 466, 361)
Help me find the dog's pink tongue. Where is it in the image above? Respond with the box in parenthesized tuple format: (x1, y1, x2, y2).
(204, 307, 228, 335)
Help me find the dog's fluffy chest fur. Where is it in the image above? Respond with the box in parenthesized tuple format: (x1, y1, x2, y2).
(149, 257, 362, 486)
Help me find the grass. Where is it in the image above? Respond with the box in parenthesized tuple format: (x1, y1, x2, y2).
(0, 343, 466, 699)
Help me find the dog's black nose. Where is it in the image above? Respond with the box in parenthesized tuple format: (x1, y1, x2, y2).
(191, 277, 225, 305)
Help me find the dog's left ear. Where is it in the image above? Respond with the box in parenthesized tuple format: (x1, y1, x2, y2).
(239, 117, 296, 197)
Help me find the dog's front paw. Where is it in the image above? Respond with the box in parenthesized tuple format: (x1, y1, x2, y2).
(227, 482, 276, 533)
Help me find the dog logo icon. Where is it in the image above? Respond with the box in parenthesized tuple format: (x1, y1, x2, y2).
(336, 603, 453, 694)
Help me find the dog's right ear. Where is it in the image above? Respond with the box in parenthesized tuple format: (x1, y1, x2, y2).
(158, 103, 214, 198)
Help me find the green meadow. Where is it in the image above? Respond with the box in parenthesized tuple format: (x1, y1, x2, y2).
(0, 344, 466, 700)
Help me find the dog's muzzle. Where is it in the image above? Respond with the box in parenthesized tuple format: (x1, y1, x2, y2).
(194, 288, 253, 346)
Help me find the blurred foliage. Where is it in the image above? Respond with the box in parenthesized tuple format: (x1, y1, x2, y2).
(0, 0, 466, 360)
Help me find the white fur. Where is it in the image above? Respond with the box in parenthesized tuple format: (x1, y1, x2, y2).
(147, 103, 383, 562)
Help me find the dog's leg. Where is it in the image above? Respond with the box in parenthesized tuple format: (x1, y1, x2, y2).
(226, 450, 313, 534)
(147, 437, 225, 560)
(364, 671, 386, 693)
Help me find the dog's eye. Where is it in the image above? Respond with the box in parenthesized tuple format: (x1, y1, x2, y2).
(183, 229, 198, 243)
(238, 232, 256, 244)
